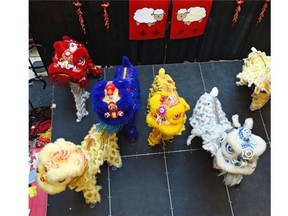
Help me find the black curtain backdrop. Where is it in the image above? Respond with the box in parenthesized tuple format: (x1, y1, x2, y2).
(29, 0, 270, 66)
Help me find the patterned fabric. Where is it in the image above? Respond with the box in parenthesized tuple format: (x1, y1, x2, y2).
(146, 68, 190, 146)
(187, 87, 267, 186)
(187, 87, 232, 155)
(236, 47, 271, 111)
(91, 56, 140, 142)
(36, 124, 122, 206)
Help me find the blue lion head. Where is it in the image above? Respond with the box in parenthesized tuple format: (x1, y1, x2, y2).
(91, 56, 140, 127)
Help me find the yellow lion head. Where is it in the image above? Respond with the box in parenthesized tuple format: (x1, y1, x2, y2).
(146, 68, 190, 146)
(36, 138, 88, 195)
(146, 92, 190, 136)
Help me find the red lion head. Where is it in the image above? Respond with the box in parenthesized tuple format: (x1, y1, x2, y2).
(48, 36, 102, 87)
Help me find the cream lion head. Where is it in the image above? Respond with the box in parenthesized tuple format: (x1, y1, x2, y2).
(36, 138, 88, 194)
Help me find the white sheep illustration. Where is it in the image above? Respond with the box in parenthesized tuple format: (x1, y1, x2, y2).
(177, 6, 206, 25)
(133, 8, 165, 27)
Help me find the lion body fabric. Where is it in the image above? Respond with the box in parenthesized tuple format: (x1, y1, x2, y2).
(187, 87, 267, 186)
(91, 56, 140, 143)
(186, 87, 232, 155)
(236, 47, 271, 111)
(146, 68, 190, 146)
(36, 124, 122, 205)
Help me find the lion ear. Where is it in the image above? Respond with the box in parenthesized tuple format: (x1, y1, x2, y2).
(232, 114, 241, 128)
(53, 41, 67, 57)
(244, 118, 253, 130)
(210, 87, 218, 97)
(179, 97, 190, 111)
(122, 56, 132, 67)
(114, 78, 131, 89)
(73, 46, 89, 62)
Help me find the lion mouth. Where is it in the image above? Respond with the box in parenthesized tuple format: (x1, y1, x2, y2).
(58, 179, 66, 183)
(50, 73, 87, 82)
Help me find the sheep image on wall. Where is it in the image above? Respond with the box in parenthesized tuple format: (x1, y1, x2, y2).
(133, 7, 165, 27)
(177, 7, 206, 25)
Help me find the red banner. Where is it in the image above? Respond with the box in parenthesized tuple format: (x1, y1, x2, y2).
(170, 0, 213, 39)
(129, 0, 170, 40)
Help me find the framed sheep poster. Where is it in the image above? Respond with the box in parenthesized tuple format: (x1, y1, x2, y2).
(129, 0, 170, 40)
(170, 0, 213, 39)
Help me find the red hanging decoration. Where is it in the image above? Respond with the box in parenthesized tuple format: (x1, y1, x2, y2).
(256, 0, 270, 26)
(232, 0, 245, 27)
(101, 1, 110, 31)
(73, 1, 86, 35)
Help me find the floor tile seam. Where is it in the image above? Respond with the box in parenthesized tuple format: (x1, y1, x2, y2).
(120, 148, 203, 159)
(258, 110, 271, 146)
(199, 59, 242, 65)
(107, 166, 112, 216)
(163, 146, 174, 216)
(225, 185, 235, 216)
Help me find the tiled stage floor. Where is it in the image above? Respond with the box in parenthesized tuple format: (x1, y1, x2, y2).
(30, 60, 270, 216)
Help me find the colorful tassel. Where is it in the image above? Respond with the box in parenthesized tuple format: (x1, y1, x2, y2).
(73, 1, 86, 35)
(256, 0, 270, 26)
(101, 1, 110, 31)
(232, 0, 245, 27)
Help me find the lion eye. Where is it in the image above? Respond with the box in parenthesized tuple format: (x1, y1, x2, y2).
(225, 143, 234, 154)
(58, 179, 66, 183)
(242, 128, 251, 139)
(220, 132, 227, 143)
(78, 57, 85, 66)
(69, 42, 77, 52)
(110, 105, 117, 111)
(173, 113, 181, 120)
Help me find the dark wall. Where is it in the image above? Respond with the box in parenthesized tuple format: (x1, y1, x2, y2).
(29, 0, 270, 66)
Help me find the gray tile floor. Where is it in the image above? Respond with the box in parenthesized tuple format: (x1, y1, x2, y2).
(29, 60, 270, 216)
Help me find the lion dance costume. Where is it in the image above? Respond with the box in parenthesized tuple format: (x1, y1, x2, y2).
(146, 68, 190, 146)
(48, 35, 102, 122)
(36, 124, 122, 207)
(187, 87, 267, 186)
(91, 56, 140, 143)
(236, 47, 271, 111)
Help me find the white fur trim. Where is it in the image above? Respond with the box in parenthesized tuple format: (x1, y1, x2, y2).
(215, 150, 255, 175)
